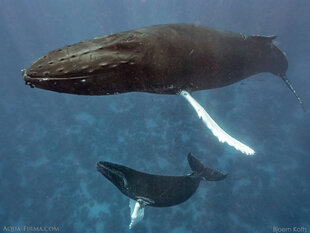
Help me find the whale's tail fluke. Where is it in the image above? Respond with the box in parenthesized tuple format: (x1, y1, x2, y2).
(187, 153, 227, 181)
(280, 74, 306, 112)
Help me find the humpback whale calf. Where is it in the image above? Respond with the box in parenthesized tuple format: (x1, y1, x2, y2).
(97, 153, 227, 228)
(22, 24, 305, 155)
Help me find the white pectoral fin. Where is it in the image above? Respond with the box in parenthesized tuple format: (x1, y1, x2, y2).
(180, 90, 255, 156)
(129, 199, 145, 229)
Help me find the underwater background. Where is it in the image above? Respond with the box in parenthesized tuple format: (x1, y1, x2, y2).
(1, 0, 310, 232)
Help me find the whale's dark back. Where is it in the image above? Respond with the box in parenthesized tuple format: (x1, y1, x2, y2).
(23, 24, 288, 95)
(112, 164, 201, 207)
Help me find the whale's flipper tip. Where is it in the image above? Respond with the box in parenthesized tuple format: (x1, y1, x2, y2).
(280, 74, 306, 112)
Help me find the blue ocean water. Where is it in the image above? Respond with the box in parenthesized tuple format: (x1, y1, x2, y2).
(1, 0, 310, 233)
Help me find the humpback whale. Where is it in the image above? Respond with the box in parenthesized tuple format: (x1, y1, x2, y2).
(97, 153, 227, 229)
(22, 24, 305, 155)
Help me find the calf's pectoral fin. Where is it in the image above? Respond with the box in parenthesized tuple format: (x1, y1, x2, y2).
(129, 199, 145, 229)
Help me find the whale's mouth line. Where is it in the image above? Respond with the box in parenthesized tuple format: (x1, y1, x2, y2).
(22, 69, 98, 90)
(96, 161, 111, 173)
(96, 162, 123, 177)
(97, 162, 117, 180)
(22, 69, 93, 82)
(97, 161, 128, 189)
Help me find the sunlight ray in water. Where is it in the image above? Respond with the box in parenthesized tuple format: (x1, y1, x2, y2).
(180, 90, 255, 155)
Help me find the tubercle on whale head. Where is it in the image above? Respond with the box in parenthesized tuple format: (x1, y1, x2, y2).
(22, 69, 35, 88)
(25, 32, 142, 78)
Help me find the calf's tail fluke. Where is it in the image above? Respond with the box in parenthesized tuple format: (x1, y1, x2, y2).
(187, 153, 227, 181)
(280, 74, 306, 112)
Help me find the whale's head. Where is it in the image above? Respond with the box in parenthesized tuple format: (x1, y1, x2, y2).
(97, 161, 129, 192)
(22, 32, 146, 95)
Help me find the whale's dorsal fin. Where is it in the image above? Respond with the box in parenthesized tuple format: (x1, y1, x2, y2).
(266, 35, 277, 41)
(250, 35, 277, 43)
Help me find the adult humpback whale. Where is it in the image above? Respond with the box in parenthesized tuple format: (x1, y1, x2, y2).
(22, 24, 305, 155)
(97, 153, 227, 229)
